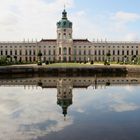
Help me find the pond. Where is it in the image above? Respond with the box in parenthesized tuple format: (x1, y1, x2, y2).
(0, 74, 140, 140)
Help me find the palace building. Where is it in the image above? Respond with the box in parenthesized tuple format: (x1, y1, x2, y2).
(0, 9, 140, 63)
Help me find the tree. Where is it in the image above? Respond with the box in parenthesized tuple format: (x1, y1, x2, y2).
(123, 55, 128, 64)
(37, 50, 42, 65)
(105, 52, 111, 65)
(14, 56, 17, 63)
(6, 55, 11, 63)
(132, 55, 137, 64)
(0, 56, 8, 65)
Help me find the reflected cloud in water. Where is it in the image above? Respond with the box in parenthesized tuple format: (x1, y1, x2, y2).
(0, 75, 140, 140)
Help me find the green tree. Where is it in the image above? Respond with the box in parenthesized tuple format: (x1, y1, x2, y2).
(105, 52, 111, 65)
(37, 50, 42, 65)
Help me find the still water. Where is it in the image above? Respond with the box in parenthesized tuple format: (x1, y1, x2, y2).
(0, 74, 140, 140)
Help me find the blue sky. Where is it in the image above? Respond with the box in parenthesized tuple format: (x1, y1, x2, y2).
(0, 0, 140, 41)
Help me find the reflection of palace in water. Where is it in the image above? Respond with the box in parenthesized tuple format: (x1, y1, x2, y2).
(0, 76, 140, 116)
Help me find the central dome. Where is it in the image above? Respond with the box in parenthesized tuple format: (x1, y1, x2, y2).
(57, 9, 72, 28)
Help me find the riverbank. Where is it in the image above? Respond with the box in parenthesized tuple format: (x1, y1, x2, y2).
(0, 63, 139, 75)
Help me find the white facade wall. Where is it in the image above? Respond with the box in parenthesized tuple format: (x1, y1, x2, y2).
(0, 41, 140, 62)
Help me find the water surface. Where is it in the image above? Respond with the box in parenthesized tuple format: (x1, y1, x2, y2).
(0, 75, 140, 140)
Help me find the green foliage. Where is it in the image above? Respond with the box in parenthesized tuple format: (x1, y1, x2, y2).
(0, 56, 9, 65)
(37, 61, 42, 65)
(45, 61, 49, 65)
(90, 60, 94, 64)
(104, 60, 110, 65)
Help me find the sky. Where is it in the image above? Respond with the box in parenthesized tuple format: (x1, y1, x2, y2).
(0, 0, 140, 41)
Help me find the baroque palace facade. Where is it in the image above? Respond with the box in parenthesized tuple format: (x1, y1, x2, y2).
(0, 9, 140, 63)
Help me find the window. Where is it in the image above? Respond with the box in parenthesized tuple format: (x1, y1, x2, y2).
(44, 50, 46, 55)
(74, 50, 76, 55)
(69, 33, 71, 39)
(122, 50, 124, 55)
(88, 50, 91, 55)
(102, 50, 105, 55)
(98, 50, 100, 55)
(5, 50, 8, 55)
(63, 33, 66, 39)
(53, 50, 55, 55)
(33, 50, 36, 55)
(10, 50, 12, 55)
(84, 50, 86, 55)
(15, 50, 17, 55)
(19, 57, 22, 62)
(20, 50, 22, 55)
(59, 48, 61, 55)
(118, 50, 120, 55)
(69, 48, 71, 55)
(79, 50, 81, 55)
(63, 48, 67, 55)
(69, 56, 71, 62)
(131, 50, 133, 55)
(136, 50, 138, 55)
(29, 50, 32, 55)
(49, 50, 51, 55)
(95, 50, 97, 55)
(127, 50, 129, 55)
(113, 50, 115, 55)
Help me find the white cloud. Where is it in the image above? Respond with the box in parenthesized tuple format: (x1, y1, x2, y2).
(110, 102, 139, 112)
(0, 87, 73, 140)
(0, 1, 139, 42)
(0, 0, 74, 41)
(124, 32, 140, 41)
(113, 11, 140, 23)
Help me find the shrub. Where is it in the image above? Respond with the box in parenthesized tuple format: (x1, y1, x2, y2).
(37, 61, 42, 65)
(90, 60, 94, 64)
(45, 61, 49, 65)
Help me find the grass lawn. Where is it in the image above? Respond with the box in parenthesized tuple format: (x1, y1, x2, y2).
(45, 63, 94, 67)
(45, 62, 140, 68)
